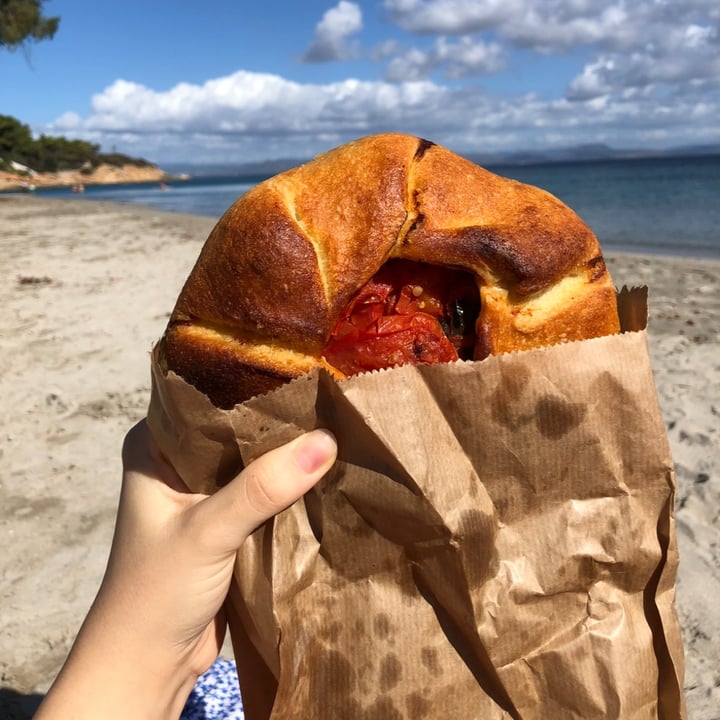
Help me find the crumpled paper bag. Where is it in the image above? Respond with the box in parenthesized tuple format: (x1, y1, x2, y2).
(148, 287, 685, 719)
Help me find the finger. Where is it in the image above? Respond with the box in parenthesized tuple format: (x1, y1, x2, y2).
(195, 429, 337, 552)
(118, 421, 199, 540)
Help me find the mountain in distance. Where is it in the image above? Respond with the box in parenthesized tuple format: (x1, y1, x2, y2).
(163, 142, 720, 178)
(466, 142, 720, 167)
(163, 158, 301, 179)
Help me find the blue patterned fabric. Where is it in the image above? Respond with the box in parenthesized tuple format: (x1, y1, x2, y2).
(181, 657, 244, 720)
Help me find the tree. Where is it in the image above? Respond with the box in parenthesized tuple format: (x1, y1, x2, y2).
(1, 113, 150, 172)
(0, 0, 59, 52)
(0, 113, 34, 162)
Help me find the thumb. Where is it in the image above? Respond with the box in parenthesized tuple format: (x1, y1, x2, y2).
(194, 429, 337, 551)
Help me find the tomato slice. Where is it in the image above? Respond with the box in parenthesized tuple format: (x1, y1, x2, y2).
(325, 312, 457, 375)
(324, 260, 479, 376)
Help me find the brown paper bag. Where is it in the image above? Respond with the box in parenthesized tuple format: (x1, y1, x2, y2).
(148, 288, 686, 719)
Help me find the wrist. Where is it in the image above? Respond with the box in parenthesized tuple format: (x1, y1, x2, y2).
(36, 595, 201, 720)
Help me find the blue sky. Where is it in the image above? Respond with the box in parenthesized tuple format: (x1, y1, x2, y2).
(3, 0, 719, 166)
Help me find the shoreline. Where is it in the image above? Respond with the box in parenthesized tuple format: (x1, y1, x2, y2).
(7, 192, 720, 262)
(1, 195, 718, 718)
(9, 181, 720, 262)
(0, 164, 173, 193)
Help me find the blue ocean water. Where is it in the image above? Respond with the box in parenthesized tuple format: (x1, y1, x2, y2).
(36, 155, 720, 259)
(496, 155, 720, 259)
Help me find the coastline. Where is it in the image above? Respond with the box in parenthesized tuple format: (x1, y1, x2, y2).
(0, 163, 170, 193)
(1, 196, 718, 718)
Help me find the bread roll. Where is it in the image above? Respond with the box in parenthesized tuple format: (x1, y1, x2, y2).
(157, 133, 620, 408)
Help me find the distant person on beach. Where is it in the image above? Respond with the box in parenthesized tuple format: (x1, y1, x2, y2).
(34, 420, 337, 720)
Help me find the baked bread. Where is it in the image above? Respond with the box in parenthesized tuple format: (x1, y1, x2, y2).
(157, 133, 620, 408)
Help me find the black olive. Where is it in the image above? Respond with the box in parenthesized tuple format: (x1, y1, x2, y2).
(449, 299, 465, 336)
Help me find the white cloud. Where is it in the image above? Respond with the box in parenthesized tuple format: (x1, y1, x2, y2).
(385, 36, 505, 81)
(382, 0, 719, 120)
(53, 111, 83, 131)
(302, 1, 363, 62)
(40, 0, 720, 163)
(46, 64, 720, 164)
(383, 0, 717, 57)
(370, 38, 403, 61)
(567, 19, 720, 100)
(383, 0, 520, 35)
(565, 58, 615, 101)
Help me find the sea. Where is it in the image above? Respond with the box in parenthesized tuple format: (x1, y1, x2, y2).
(34, 154, 720, 259)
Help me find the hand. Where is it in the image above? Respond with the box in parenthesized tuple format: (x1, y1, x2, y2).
(35, 420, 337, 720)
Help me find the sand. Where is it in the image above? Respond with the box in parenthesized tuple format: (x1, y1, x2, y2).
(0, 195, 718, 719)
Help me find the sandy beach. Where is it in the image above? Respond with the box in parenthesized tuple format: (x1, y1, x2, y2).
(1, 195, 718, 719)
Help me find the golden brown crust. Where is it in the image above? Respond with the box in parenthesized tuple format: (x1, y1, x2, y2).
(401, 143, 600, 294)
(159, 326, 340, 409)
(159, 133, 620, 408)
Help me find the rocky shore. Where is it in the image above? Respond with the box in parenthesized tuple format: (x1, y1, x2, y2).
(0, 163, 169, 192)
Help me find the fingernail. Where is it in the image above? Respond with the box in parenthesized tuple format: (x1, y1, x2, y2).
(293, 429, 337, 473)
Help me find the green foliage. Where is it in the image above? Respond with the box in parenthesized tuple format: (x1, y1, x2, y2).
(28, 135, 100, 172)
(0, 0, 59, 51)
(0, 114, 34, 159)
(0, 113, 153, 172)
(97, 152, 152, 169)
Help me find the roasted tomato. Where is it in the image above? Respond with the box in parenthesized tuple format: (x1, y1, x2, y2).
(324, 260, 479, 375)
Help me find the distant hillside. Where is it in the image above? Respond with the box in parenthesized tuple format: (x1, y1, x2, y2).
(0, 163, 170, 191)
(161, 159, 298, 179)
(466, 142, 720, 167)
(164, 141, 720, 179)
(0, 113, 156, 175)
